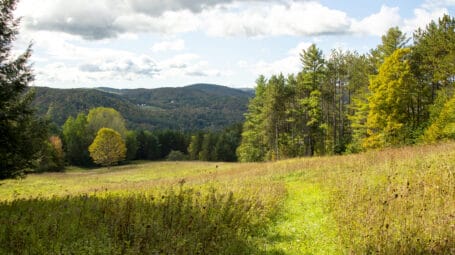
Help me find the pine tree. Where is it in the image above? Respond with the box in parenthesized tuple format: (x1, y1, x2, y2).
(89, 128, 126, 166)
(298, 44, 326, 156)
(237, 76, 268, 162)
(0, 0, 47, 179)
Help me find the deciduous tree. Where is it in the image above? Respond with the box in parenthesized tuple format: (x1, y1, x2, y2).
(89, 128, 126, 166)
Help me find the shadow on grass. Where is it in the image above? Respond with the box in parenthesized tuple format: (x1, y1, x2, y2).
(0, 187, 273, 254)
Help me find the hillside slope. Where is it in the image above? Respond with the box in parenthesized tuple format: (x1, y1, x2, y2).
(31, 84, 253, 130)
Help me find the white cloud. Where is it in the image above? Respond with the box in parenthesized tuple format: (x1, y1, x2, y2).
(403, 7, 448, 33)
(151, 39, 185, 52)
(16, 0, 452, 40)
(350, 6, 401, 36)
(249, 41, 315, 77)
(288, 42, 313, 56)
(16, 0, 352, 39)
(202, 1, 351, 37)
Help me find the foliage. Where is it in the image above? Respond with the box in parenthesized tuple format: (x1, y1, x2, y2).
(188, 132, 204, 160)
(166, 150, 189, 161)
(31, 84, 252, 131)
(0, 0, 47, 179)
(62, 113, 92, 166)
(35, 135, 65, 172)
(156, 130, 189, 159)
(135, 130, 161, 160)
(237, 76, 268, 162)
(423, 92, 455, 141)
(125, 130, 138, 161)
(87, 107, 128, 139)
(239, 16, 455, 161)
(89, 128, 126, 166)
(364, 48, 417, 148)
(187, 124, 242, 162)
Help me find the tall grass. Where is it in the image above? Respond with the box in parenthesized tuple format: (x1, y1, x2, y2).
(323, 145, 455, 254)
(0, 142, 453, 254)
(0, 186, 284, 254)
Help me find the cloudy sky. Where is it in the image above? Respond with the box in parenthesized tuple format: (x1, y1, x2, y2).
(13, 0, 455, 89)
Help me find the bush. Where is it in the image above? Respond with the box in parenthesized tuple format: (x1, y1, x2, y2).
(166, 150, 189, 161)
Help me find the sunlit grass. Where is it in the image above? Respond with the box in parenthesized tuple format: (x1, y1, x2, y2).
(0, 142, 454, 254)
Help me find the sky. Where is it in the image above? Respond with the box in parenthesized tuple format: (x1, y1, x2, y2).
(12, 0, 455, 89)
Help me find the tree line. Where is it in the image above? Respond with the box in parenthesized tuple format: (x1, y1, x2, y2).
(61, 108, 242, 167)
(237, 15, 455, 162)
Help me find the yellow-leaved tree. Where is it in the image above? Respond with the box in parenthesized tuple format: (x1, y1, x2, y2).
(364, 48, 418, 149)
(89, 128, 126, 166)
(423, 93, 455, 142)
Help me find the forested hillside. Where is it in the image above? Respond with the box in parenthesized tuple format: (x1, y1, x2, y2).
(31, 84, 253, 131)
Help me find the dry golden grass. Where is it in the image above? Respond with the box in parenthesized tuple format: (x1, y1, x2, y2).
(0, 142, 454, 254)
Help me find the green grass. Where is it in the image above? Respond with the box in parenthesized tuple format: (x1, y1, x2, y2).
(265, 181, 341, 254)
(0, 142, 454, 254)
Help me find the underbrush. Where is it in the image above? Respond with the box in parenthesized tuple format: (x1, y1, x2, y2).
(0, 186, 284, 254)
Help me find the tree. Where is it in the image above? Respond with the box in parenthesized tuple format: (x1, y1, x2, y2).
(199, 132, 218, 161)
(89, 128, 126, 166)
(237, 76, 268, 162)
(370, 27, 409, 70)
(423, 92, 455, 142)
(188, 132, 204, 160)
(364, 48, 417, 148)
(125, 130, 138, 161)
(0, 0, 47, 179)
(36, 135, 65, 172)
(62, 113, 92, 166)
(136, 130, 161, 160)
(298, 44, 326, 156)
(87, 107, 128, 139)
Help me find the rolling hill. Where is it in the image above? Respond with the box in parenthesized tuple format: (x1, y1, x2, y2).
(31, 84, 254, 131)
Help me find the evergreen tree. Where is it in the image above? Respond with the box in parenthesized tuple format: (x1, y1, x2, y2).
(136, 130, 161, 160)
(125, 130, 138, 160)
(298, 44, 326, 156)
(0, 0, 47, 178)
(370, 27, 410, 70)
(237, 76, 268, 162)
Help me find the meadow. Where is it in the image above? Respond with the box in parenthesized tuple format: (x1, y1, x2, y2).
(0, 142, 454, 254)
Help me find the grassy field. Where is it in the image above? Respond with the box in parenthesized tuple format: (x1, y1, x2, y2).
(0, 142, 454, 254)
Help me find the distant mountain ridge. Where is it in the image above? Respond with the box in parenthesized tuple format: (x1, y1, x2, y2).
(31, 84, 254, 131)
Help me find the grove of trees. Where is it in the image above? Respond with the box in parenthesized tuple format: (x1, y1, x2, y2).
(238, 15, 455, 162)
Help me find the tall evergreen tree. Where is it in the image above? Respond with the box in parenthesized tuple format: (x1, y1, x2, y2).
(237, 76, 268, 162)
(0, 0, 47, 179)
(298, 44, 326, 156)
(370, 27, 410, 70)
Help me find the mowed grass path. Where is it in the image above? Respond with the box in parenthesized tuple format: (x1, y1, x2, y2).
(266, 181, 341, 254)
(1, 142, 454, 254)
